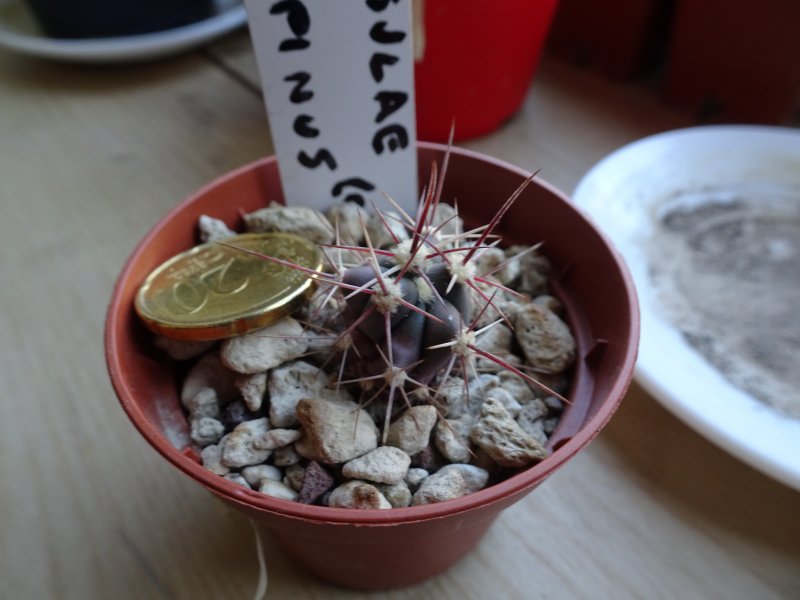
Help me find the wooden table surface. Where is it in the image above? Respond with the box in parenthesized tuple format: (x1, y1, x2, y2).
(1, 30, 799, 600)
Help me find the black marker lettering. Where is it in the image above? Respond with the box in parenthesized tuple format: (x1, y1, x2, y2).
(298, 149, 337, 170)
(270, 0, 311, 51)
(367, 0, 401, 12)
(332, 177, 376, 206)
(293, 114, 320, 138)
(372, 125, 409, 154)
(373, 91, 408, 123)
(284, 72, 314, 103)
(370, 21, 406, 44)
(369, 52, 399, 83)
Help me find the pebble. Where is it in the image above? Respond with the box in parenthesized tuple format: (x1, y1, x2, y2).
(435, 376, 467, 418)
(473, 247, 518, 286)
(268, 360, 353, 428)
(235, 372, 267, 412)
(470, 398, 548, 468)
(154, 336, 214, 361)
(409, 444, 448, 473)
(412, 469, 467, 506)
(514, 303, 576, 374)
(515, 398, 549, 443)
(181, 352, 239, 407)
(328, 481, 392, 509)
(297, 461, 334, 504)
(185, 387, 220, 420)
(366, 210, 409, 249)
(224, 473, 250, 488)
(221, 317, 308, 375)
(377, 481, 412, 508)
(190, 416, 225, 446)
(221, 418, 272, 468)
(405, 467, 429, 491)
(242, 464, 283, 487)
(431, 203, 463, 238)
(198, 214, 236, 242)
(517, 250, 552, 297)
(386, 405, 438, 456)
(259, 480, 298, 501)
(219, 400, 252, 431)
(433, 418, 472, 463)
(342, 446, 411, 485)
(254, 428, 302, 450)
(437, 464, 489, 494)
(244, 203, 334, 245)
(200, 442, 229, 476)
(467, 374, 521, 418)
(473, 322, 513, 356)
(295, 397, 379, 463)
(497, 370, 536, 405)
(325, 202, 368, 245)
(272, 445, 301, 467)
(284, 463, 306, 492)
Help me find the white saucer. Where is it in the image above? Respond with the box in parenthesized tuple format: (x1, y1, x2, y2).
(0, 0, 247, 63)
(573, 125, 800, 492)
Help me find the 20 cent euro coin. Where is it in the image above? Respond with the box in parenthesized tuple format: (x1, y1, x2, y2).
(135, 232, 322, 341)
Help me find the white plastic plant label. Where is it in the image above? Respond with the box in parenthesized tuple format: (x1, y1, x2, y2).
(244, 0, 418, 213)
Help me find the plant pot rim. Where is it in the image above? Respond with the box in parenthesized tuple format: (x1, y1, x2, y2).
(105, 141, 639, 526)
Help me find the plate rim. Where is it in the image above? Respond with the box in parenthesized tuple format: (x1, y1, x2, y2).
(573, 124, 800, 492)
(0, 0, 247, 63)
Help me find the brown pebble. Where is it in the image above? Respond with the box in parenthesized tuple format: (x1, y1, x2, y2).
(298, 461, 335, 505)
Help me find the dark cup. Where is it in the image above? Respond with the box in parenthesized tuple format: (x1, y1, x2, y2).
(25, 0, 216, 39)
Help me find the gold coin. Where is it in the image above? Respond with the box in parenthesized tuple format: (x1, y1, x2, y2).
(135, 232, 322, 341)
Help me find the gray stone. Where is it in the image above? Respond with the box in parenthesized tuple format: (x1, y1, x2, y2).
(386, 405, 438, 456)
(325, 202, 368, 245)
(514, 303, 576, 374)
(259, 480, 298, 501)
(412, 469, 467, 506)
(328, 480, 392, 509)
(185, 387, 220, 420)
(377, 481, 412, 508)
(295, 397, 379, 464)
(268, 360, 353, 428)
(200, 442, 229, 476)
(244, 203, 334, 245)
(235, 372, 267, 412)
(342, 446, 411, 485)
(254, 428, 302, 450)
(433, 418, 471, 463)
(242, 464, 283, 487)
(181, 352, 239, 407)
(223, 473, 250, 488)
(198, 214, 235, 242)
(405, 468, 428, 491)
(221, 317, 308, 374)
(221, 418, 272, 468)
(190, 416, 225, 446)
(470, 398, 548, 468)
(437, 464, 489, 493)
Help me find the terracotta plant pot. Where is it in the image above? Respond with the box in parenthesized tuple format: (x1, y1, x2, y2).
(105, 143, 639, 590)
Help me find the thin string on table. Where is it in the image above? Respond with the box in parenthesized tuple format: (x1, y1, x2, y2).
(250, 518, 268, 600)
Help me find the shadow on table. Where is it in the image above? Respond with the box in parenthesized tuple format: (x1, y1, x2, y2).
(601, 382, 800, 556)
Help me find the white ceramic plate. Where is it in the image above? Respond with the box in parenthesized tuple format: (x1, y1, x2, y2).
(0, 0, 246, 63)
(573, 125, 800, 491)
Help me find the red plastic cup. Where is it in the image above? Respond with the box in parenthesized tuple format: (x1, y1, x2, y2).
(105, 143, 638, 589)
(414, 1, 560, 141)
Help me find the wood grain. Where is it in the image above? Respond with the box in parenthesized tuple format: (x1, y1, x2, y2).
(1, 33, 798, 599)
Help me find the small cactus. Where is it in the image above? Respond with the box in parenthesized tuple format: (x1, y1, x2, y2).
(233, 156, 572, 440)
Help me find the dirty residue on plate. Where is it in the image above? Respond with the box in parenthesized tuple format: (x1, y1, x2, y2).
(646, 182, 800, 419)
